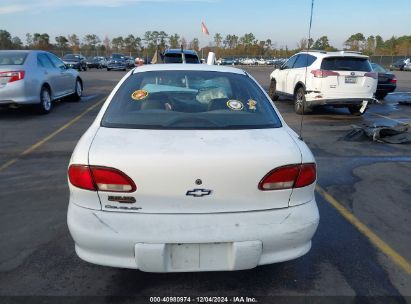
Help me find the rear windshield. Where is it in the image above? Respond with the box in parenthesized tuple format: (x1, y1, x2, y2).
(321, 57, 372, 72)
(102, 70, 282, 130)
(0, 52, 28, 65)
(164, 53, 200, 64)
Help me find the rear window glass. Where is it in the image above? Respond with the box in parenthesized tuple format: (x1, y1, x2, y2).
(102, 70, 282, 130)
(164, 53, 200, 64)
(321, 57, 372, 72)
(0, 52, 28, 65)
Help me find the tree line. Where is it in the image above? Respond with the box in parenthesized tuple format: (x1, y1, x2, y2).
(1, 29, 410, 58)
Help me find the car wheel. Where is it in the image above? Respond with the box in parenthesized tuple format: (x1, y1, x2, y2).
(72, 78, 83, 101)
(375, 92, 388, 100)
(294, 87, 311, 115)
(37, 86, 52, 114)
(107, 68, 111, 71)
(348, 105, 365, 116)
(268, 79, 279, 101)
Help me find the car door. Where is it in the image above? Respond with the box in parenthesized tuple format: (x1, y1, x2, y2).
(37, 53, 62, 98)
(285, 54, 308, 94)
(47, 53, 74, 96)
(277, 55, 298, 94)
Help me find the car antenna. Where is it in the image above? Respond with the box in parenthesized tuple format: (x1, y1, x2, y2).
(181, 44, 186, 64)
(300, 0, 315, 141)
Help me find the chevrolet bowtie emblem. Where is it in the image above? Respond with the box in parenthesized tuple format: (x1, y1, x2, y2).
(186, 189, 212, 197)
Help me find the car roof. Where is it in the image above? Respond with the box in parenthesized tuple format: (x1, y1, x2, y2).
(298, 50, 369, 59)
(164, 49, 198, 56)
(132, 63, 247, 75)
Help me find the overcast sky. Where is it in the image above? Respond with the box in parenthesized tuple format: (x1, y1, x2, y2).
(1, 0, 410, 48)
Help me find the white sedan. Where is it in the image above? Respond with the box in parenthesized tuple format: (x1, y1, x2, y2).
(67, 64, 319, 272)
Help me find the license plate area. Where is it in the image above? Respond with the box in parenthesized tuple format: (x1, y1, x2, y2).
(345, 76, 357, 84)
(170, 243, 231, 270)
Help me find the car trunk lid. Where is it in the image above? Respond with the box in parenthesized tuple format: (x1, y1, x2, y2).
(88, 127, 302, 214)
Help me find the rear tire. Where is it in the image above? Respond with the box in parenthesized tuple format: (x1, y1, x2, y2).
(37, 86, 52, 114)
(294, 86, 311, 115)
(348, 105, 365, 116)
(72, 78, 83, 101)
(268, 79, 279, 101)
(375, 92, 388, 100)
(107, 68, 111, 71)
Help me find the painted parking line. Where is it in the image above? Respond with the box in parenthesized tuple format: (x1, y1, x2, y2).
(0, 100, 104, 173)
(316, 184, 411, 276)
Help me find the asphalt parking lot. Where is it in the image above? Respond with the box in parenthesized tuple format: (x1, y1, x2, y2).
(0, 67, 410, 303)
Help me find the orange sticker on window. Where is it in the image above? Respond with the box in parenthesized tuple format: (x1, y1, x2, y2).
(131, 90, 148, 101)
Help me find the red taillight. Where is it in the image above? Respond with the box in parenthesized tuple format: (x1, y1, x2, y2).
(68, 165, 136, 193)
(68, 165, 96, 191)
(295, 164, 317, 188)
(391, 78, 397, 84)
(0, 71, 25, 83)
(311, 69, 339, 78)
(259, 164, 316, 191)
(364, 72, 377, 79)
(91, 167, 136, 192)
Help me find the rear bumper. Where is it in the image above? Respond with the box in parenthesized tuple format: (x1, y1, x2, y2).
(377, 84, 396, 93)
(107, 64, 127, 70)
(306, 93, 374, 107)
(0, 82, 38, 105)
(67, 200, 319, 272)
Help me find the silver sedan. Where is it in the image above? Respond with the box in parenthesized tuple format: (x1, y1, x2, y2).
(0, 50, 83, 114)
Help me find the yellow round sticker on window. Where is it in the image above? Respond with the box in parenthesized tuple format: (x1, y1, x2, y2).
(131, 90, 148, 101)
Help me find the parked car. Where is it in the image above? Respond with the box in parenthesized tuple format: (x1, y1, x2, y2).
(257, 58, 267, 65)
(67, 64, 319, 272)
(107, 53, 127, 71)
(62, 53, 87, 71)
(95, 56, 107, 68)
(0, 50, 83, 114)
(269, 51, 378, 115)
(242, 58, 256, 65)
(163, 49, 200, 64)
(86, 57, 102, 69)
(390, 58, 410, 71)
(124, 56, 135, 68)
(371, 63, 397, 100)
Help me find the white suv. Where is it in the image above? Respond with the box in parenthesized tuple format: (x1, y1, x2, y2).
(269, 51, 378, 115)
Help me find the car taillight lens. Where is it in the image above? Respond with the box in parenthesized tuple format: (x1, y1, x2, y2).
(91, 167, 136, 192)
(68, 165, 136, 193)
(259, 164, 316, 191)
(391, 78, 397, 84)
(68, 165, 95, 191)
(364, 72, 377, 79)
(311, 69, 340, 78)
(0, 71, 25, 83)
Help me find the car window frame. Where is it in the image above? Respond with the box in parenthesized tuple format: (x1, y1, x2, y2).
(47, 53, 67, 69)
(37, 53, 55, 69)
(281, 55, 298, 70)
